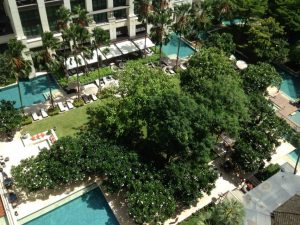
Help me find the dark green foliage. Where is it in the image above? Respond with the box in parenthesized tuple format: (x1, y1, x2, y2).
(180, 48, 249, 138)
(241, 62, 282, 94)
(268, 0, 300, 33)
(128, 180, 176, 224)
(205, 32, 236, 55)
(232, 94, 291, 171)
(290, 41, 300, 66)
(255, 164, 280, 181)
(0, 53, 14, 86)
(0, 100, 23, 139)
(245, 17, 289, 63)
(21, 116, 32, 126)
(73, 99, 84, 107)
(165, 161, 217, 204)
(48, 106, 59, 116)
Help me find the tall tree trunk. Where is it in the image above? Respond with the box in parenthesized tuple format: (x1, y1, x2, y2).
(74, 56, 81, 100)
(47, 73, 54, 108)
(175, 33, 182, 68)
(96, 48, 102, 94)
(16, 77, 23, 110)
(294, 149, 300, 174)
(144, 22, 148, 58)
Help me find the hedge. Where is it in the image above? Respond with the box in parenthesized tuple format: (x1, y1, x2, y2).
(21, 116, 32, 126)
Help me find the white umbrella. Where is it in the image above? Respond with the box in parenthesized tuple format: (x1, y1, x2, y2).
(236, 60, 248, 70)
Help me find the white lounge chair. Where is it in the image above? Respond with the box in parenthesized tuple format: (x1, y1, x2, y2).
(57, 102, 67, 112)
(41, 109, 48, 118)
(66, 101, 74, 109)
(180, 64, 187, 70)
(168, 68, 175, 74)
(32, 112, 39, 121)
(91, 94, 97, 101)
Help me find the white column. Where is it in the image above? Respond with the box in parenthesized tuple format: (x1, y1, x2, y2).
(63, 0, 71, 10)
(127, 0, 134, 17)
(127, 0, 136, 37)
(85, 0, 93, 12)
(6, 0, 25, 39)
(108, 0, 116, 40)
(37, 0, 50, 32)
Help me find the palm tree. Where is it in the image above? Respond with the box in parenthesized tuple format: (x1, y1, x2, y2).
(172, 3, 191, 68)
(92, 27, 110, 93)
(6, 39, 32, 110)
(73, 5, 92, 27)
(41, 31, 60, 108)
(134, 0, 153, 57)
(149, 1, 173, 61)
(63, 24, 91, 100)
(56, 6, 72, 75)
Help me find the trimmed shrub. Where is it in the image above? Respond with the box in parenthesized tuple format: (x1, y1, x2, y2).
(21, 116, 32, 126)
(48, 107, 59, 116)
(255, 164, 281, 181)
(73, 99, 84, 107)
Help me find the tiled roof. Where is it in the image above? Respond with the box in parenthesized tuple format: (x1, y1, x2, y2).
(272, 195, 300, 225)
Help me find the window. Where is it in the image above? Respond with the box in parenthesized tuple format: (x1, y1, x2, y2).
(114, 9, 127, 19)
(46, 4, 62, 32)
(94, 13, 108, 23)
(113, 0, 126, 7)
(136, 24, 146, 35)
(116, 26, 128, 38)
(70, 0, 85, 12)
(92, 0, 107, 10)
(19, 9, 42, 38)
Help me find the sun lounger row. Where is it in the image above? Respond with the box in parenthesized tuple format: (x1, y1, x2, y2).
(32, 109, 49, 121)
(82, 94, 97, 104)
(58, 101, 74, 112)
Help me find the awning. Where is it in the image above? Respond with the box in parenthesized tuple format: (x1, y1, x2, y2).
(100, 44, 122, 59)
(115, 40, 139, 55)
(65, 55, 85, 70)
(86, 49, 106, 64)
(133, 37, 155, 50)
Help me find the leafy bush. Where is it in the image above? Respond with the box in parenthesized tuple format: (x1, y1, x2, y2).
(48, 106, 59, 116)
(69, 67, 114, 86)
(73, 99, 84, 107)
(125, 53, 160, 67)
(255, 164, 281, 181)
(21, 116, 32, 126)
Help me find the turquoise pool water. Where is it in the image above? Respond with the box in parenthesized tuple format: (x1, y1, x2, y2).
(289, 111, 300, 125)
(222, 19, 243, 26)
(289, 149, 299, 162)
(279, 69, 300, 100)
(162, 34, 195, 59)
(0, 74, 59, 109)
(24, 188, 119, 225)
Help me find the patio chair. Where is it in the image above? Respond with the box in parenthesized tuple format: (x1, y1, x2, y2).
(180, 64, 187, 70)
(82, 95, 91, 104)
(168, 68, 175, 74)
(57, 102, 67, 112)
(90, 94, 97, 101)
(66, 101, 74, 109)
(31, 112, 39, 121)
(41, 109, 48, 118)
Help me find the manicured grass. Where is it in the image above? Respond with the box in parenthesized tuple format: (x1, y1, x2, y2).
(22, 100, 106, 138)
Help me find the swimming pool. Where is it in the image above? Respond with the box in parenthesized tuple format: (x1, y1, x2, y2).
(289, 111, 300, 125)
(289, 149, 299, 162)
(0, 74, 59, 109)
(279, 69, 300, 101)
(23, 188, 119, 225)
(162, 34, 196, 59)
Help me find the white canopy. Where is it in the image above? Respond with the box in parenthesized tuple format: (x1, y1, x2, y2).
(115, 40, 139, 55)
(236, 60, 248, 70)
(86, 49, 106, 65)
(65, 55, 85, 70)
(100, 44, 122, 59)
(133, 37, 155, 50)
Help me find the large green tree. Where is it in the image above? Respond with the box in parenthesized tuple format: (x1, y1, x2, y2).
(290, 41, 300, 66)
(268, 0, 300, 34)
(241, 62, 282, 94)
(180, 48, 249, 138)
(245, 17, 289, 63)
(232, 94, 291, 172)
(0, 100, 23, 139)
(231, 0, 268, 22)
(205, 32, 236, 55)
(0, 53, 14, 86)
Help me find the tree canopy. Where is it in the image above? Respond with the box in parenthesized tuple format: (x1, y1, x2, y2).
(245, 17, 289, 63)
(180, 48, 249, 138)
(205, 32, 236, 55)
(241, 62, 282, 94)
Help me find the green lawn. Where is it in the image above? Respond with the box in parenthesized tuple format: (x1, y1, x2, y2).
(22, 100, 106, 138)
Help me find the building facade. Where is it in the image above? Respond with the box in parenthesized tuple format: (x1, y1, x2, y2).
(0, 0, 193, 72)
